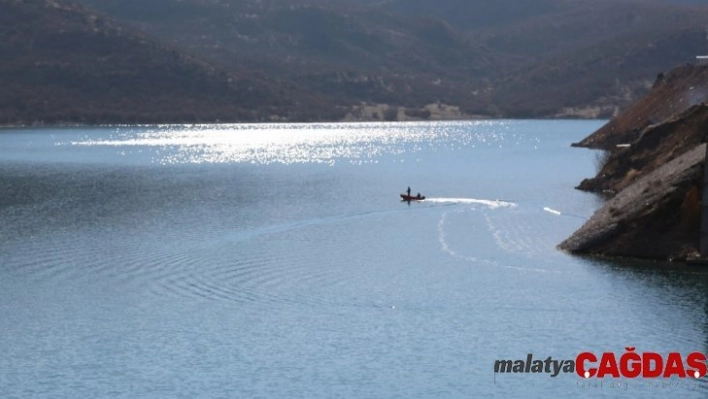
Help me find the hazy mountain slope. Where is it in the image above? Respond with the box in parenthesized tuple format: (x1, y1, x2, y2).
(8, 0, 708, 122)
(377, 0, 572, 31)
(0, 0, 315, 125)
(74, 0, 708, 118)
(470, 1, 708, 116)
(489, 28, 708, 117)
(76, 0, 496, 111)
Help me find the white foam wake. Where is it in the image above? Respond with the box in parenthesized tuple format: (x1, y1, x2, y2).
(425, 197, 516, 209)
(543, 207, 562, 216)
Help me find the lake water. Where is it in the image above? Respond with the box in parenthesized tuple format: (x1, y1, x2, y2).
(1, 120, 707, 398)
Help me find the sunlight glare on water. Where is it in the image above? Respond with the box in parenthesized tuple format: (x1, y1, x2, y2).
(70, 121, 536, 165)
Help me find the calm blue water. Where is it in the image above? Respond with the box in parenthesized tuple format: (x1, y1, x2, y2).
(1, 121, 707, 398)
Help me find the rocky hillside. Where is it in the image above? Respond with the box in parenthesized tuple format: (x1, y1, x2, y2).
(578, 102, 708, 194)
(561, 64, 708, 260)
(573, 65, 708, 150)
(75, 0, 496, 116)
(6, 0, 708, 124)
(0, 0, 327, 125)
(75, 0, 708, 119)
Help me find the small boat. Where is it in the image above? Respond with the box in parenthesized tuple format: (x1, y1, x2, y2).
(400, 193, 425, 201)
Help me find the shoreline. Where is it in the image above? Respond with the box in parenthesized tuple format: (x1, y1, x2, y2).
(0, 115, 607, 130)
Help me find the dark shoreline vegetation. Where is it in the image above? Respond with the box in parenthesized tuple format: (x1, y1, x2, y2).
(560, 64, 708, 262)
(5, 0, 708, 125)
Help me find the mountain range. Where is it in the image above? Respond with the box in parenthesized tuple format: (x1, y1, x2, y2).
(4, 0, 708, 124)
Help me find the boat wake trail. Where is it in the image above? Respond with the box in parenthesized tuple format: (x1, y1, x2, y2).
(437, 209, 489, 264)
(425, 197, 516, 209)
(543, 207, 562, 216)
(543, 206, 587, 220)
(436, 202, 565, 274)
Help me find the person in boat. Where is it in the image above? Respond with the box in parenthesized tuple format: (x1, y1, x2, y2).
(407, 186, 411, 197)
(416, 193, 421, 199)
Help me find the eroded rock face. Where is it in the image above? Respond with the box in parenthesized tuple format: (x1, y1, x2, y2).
(561, 63, 708, 261)
(578, 103, 708, 194)
(559, 144, 704, 260)
(574, 65, 708, 150)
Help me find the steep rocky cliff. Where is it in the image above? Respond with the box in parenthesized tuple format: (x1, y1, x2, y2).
(561, 64, 708, 260)
(578, 103, 708, 194)
(560, 144, 703, 260)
